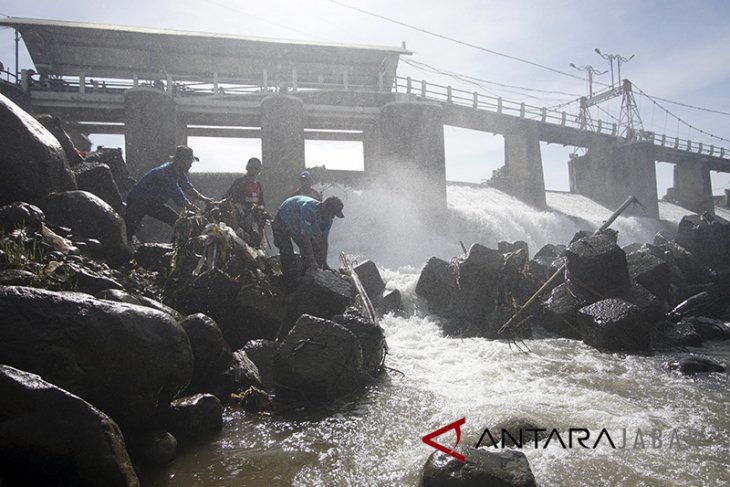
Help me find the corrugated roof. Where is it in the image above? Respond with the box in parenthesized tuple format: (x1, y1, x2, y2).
(0, 17, 411, 89)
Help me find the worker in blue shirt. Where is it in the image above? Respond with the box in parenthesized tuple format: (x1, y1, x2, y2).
(272, 195, 344, 289)
(125, 146, 212, 241)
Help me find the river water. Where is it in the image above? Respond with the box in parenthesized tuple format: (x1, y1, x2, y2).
(142, 185, 730, 486)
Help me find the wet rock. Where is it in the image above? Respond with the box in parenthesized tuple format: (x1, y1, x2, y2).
(241, 339, 278, 392)
(0, 286, 194, 433)
(73, 161, 124, 212)
(661, 320, 703, 348)
(0, 269, 39, 287)
(668, 290, 724, 322)
(0, 201, 45, 234)
(682, 316, 730, 341)
(626, 249, 671, 301)
(333, 311, 387, 378)
(97, 288, 143, 305)
(273, 314, 369, 402)
(377, 288, 403, 316)
(540, 282, 586, 339)
(39, 190, 132, 266)
(530, 244, 566, 285)
(577, 298, 651, 352)
(416, 256, 455, 314)
(135, 295, 184, 321)
(354, 259, 386, 302)
(179, 313, 233, 395)
(85, 147, 132, 194)
(236, 280, 282, 343)
(675, 213, 730, 272)
(287, 269, 355, 324)
(125, 429, 177, 467)
(35, 114, 85, 167)
(420, 446, 536, 487)
(222, 349, 264, 396)
(565, 230, 629, 297)
(498, 240, 529, 256)
(64, 260, 124, 294)
(231, 386, 272, 413)
(0, 93, 77, 207)
(134, 243, 174, 272)
(664, 356, 726, 375)
(164, 394, 223, 443)
(616, 281, 665, 322)
(647, 241, 714, 286)
(0, 365, 139, 487)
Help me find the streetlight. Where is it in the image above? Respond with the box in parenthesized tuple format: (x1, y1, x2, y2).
(595, 48, 635, 87)
(569, 63, 606, 98)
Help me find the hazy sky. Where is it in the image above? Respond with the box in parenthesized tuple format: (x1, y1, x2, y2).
(1, 0, 729, 195)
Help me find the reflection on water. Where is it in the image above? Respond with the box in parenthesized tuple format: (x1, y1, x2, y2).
(143, 187, 729, 486)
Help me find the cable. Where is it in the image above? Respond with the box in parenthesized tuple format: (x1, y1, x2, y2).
(648, 96, 730, 117)
(324, 0, 589, 82)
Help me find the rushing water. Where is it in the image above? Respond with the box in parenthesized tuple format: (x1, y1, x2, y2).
(142, 186, 730, 486)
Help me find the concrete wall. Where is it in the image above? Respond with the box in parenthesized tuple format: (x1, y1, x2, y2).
(672, 160, 714, 214)
(502, 124, 547, 209)
(124, 88, 177, 178)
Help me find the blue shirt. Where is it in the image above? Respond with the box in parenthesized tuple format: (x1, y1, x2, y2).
(126, 162, 194, 207)
(278, 195, 333, 238)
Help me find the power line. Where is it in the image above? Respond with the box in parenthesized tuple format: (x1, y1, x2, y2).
(647, 96, 730, 117)
(324, 0, 588, 83)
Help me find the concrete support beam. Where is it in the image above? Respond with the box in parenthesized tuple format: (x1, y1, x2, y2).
(175, 117, 188, 147)
(124, 88, 177, 178)
(570, 141, 659, 218)
(500, 125, 546, 209)
(672, 160, 714, 214)
(260, 94, 305, 209)
(378, 101, 446, 213)
(362, 122, 383, 179)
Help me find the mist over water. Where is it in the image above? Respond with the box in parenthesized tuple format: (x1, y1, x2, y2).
(143, 184, 730, 486)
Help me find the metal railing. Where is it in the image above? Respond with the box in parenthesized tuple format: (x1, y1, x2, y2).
(393, 76, 730, 160)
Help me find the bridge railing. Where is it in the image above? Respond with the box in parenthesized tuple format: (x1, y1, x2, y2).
(393, 76, 730, 160)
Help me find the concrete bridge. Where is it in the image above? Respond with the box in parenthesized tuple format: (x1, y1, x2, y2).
(2, 17, 728, 217)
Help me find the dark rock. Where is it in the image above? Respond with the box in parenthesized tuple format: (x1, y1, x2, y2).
(498, 240, 529, 257)
(64, 261, 124, 294)
(533, 244, 566, 269)
(179, 313, 233, 395)
(85, 147, 132, 194)
(0, 201, 45, 234)
(354, 259, 386, 302)
(616, 281, 665, 322)
(540, 282, 586, 339)
(662, 320, 703, 347)
(622, 242, 644, 254)
(565, 230, 630, 297)
(377, 288, 403, 316)
(668, 290, 723, 322)
(675, 213, 730, 272)
(647, 241, 714, 286)
(73, 161, 124, 212)
(231, 386, 272, 413)
(288, 269, 355, 322)
(236, 280, 282, 344)
(626, 249, 671, 300)
(0, 365, 139, 487)
(577, 298, 651, 352)
(0, 286, 194, 433)
(164, 394, 223, 443)
(134, 243, 174, 272)
(664, 356, 726, 375)
(420, 446, 536, 487)
(273, 314, 369, 402)
(682, 316, 730, 341)
(39, 190, 132, 266)
(416, 256, 455, 314)
(0, 269, 39, 287)
(125, 429, 177, 467)
(241, 339, 278, 393)
(35, 114, 85, 167)
(223, 349, 263, 395)
(97, 288, 143, 305)
(333, 311, 387, 378)
(0, 94, 77, 207)
(135, 295, 184, 321)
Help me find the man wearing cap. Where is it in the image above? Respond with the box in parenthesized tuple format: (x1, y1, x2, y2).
(272, 195, 344, 289)
(289, 170, 322, 201)
(124, 145, 212, 241)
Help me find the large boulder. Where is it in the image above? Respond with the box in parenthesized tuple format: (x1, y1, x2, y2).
(73, 161, 125, 212)
(164, 394, 223, 443)
(675, 214, 730, 272)
(626, 249, 671, 301)
(39, 190, 132, 266)
(540, 282, 587, 339)
(0, 286, 194, 432)
(0, 201, 45, 234)
(420, 446, 536, 487)
(354, 259, 386, 303)
(564, 230, 629, 297)
(332, 311, 387, 378)
(241, 339, 278, 392)
(577, 298, 651, 352)
(0, 365, 139, 487)
(416, 256, 455, 314)
(85, 147, 133, 194)
(664, 356, 726, 375)
(179, 313, 233, 395)
(273, 314, 370, 402)
(0, 93, 77, 207)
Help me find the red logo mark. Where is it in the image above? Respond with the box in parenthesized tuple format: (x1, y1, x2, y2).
(422, 417, 467, 462)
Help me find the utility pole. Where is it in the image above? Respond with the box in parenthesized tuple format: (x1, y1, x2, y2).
(15, 29, 20, 82)
(594, 48, 634, 88)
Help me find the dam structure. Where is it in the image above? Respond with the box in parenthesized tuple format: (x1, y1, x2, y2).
(2, 17, 729, 217)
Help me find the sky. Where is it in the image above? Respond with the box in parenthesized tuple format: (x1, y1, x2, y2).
(1, 0, 730, 195)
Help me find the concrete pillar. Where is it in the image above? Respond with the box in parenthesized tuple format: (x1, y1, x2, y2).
(673, 160, 714, 214)
(175, 117, 188, 147)
(260, 94, 305, 209)
(362, 122, 383, 182)
(124, 88, 177, 178)
(570, 140, 659, 218)
(378, 101, 446, 212)
(502, 125, 546, 209)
